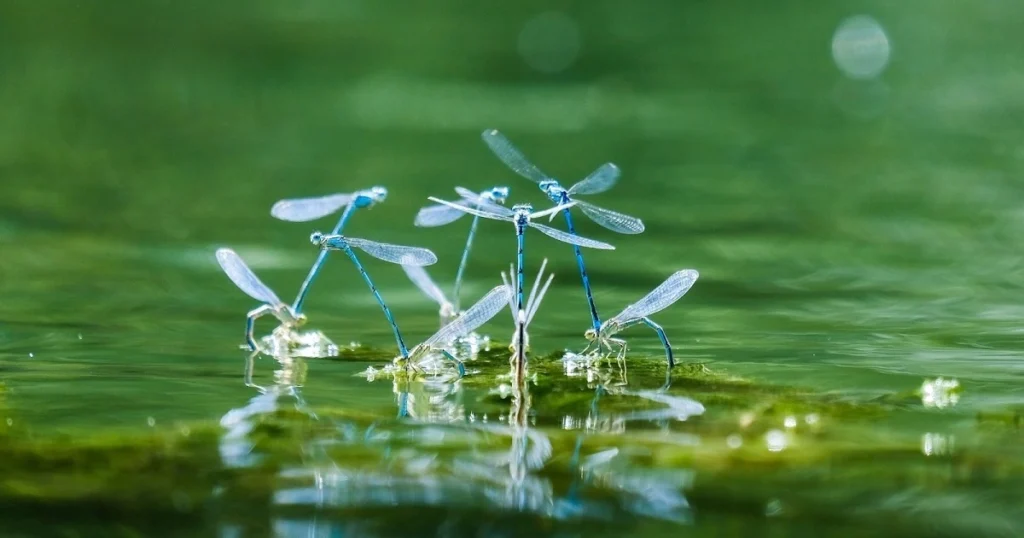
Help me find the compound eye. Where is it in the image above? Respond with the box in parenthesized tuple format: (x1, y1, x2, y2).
(584, 328, 597, 340)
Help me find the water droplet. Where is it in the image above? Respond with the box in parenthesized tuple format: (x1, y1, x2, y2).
(765, 429, 787, 452)
(922, 432, 954, 456)
(726, 434, 743, 449)
(832, 15, 891, 80)
(28, 353, 33, 358)
(805, 413, 820, 425)
(147, 417, 156, 427)
(784, 416, 798, 429)
(921, 377, 961, 409)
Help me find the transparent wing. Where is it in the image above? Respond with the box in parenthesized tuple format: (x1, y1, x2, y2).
(414, 204, 467, 227)
(453, 186, 479, 200)
(575, 200, 646, 235)
(481, 129, 549, 183)
(423, 285, 511, 348)
(567, 163, 621, 196)
(500, 268, 518, 322)
(524, 257, 547, 319)
(345, 237, 438, 267)
(401, 265, 449, 306)
(475, 197, 510, 214)
(452, 186, 508, 213)
(524, 428, 553, 470)
(627, 390, 705, 421)
(215, 248, 282, 305)
(270, 193, 352, 222)
(528, 222, 616, 250)
(427, 197, 514, 221)
(532, 201, 576, 221)
(609, 270, 699, 326)
(527, 271, 554, 326)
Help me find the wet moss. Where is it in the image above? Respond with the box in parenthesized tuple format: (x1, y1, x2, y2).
(975, 408, 1024, 429)
(0, 426, 224, 522)
(0, 349, 1013, 536)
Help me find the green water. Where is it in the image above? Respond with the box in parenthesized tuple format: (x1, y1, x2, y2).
(2, 0, 1024, 536)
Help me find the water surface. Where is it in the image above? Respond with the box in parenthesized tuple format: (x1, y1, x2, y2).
(1, 1, 1024, 536)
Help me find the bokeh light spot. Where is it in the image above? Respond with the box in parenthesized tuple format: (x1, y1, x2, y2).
(518, 12, 582, 74)
(832, 15, 891, 80)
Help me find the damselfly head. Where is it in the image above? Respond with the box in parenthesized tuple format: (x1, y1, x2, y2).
(368, 185, 388, 203)
(295, 313, 309, 327)
(511, 203, 534, 219)
(539, 179, 559, 193)
(489, 186, 510, 204)
(309, 231, 326, 246)
(439, 302, 457, 319)
(584, 328, 598, 341)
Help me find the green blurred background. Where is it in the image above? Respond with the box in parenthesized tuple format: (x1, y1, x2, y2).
(1, 0, 1023, 445)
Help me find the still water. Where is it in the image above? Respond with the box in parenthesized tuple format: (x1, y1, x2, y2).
(1, 1, 1023, 536)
